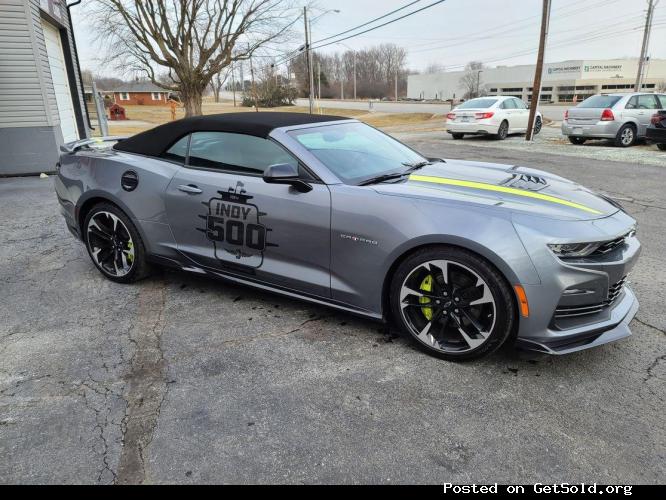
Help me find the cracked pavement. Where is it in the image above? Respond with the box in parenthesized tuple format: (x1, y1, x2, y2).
(0, 139, 664, 484)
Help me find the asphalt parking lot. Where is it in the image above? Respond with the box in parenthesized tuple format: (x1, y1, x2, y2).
(1, 139, 664, 484)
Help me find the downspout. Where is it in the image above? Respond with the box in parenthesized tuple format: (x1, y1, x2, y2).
(66, 0, 94, 133)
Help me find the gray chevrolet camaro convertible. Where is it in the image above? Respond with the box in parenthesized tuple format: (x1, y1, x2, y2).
(55, 112, 640, 360)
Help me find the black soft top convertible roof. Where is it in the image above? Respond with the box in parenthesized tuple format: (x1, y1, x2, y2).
(113, 112, 348, 157)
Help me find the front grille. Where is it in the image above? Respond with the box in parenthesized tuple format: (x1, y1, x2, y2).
(590, 230, 634, 256)
(554, 276, 627, 319)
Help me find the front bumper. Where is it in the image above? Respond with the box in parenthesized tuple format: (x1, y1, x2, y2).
(561, 120, 620, 139)
(646, 127, 666, 143)
(515, 286, 638, 354)
(512, 211, 641, 355)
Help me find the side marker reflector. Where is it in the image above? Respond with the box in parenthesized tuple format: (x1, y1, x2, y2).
(514, 285, 529, 318)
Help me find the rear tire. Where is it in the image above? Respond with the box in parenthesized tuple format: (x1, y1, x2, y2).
(389, 246, 516, 361)
(657, 143, 666, 151)
(614, 124, 636, 147)
(495, 121, 509, 140)
(568, 136, 586, 145)
(84, 203, 151, 283)
(451, 133, 464, 140)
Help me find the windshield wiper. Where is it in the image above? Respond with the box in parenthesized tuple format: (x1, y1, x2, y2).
(358, 172, 408, 186)
(359, 161, 434, 186)
(402, 160, 432, 172)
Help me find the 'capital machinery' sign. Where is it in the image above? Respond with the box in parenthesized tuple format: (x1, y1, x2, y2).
(584, 63, 624, 76)
(547, 64, 581, 75)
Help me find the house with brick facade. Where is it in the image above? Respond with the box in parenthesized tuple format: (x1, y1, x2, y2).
(111, 81, 170, 106)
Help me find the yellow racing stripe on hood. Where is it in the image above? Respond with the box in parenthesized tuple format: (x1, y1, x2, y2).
(408, 174, 603, 215)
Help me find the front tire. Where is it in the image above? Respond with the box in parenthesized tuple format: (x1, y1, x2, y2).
(390, 246, 516, 361)
(495, 121, 509, 140)
(84, 203, 151, 283)
(451, 133, 464, 140)
(614, 124, 636, 147)
(657, 143, 666, 151)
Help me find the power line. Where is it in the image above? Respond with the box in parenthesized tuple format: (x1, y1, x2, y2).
(272, 0, 447, 66)
(312, 0, 447, 50)
(312, 0, 422, 45)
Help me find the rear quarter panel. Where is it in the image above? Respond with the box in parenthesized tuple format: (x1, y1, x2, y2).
(56, 150, 181, 257)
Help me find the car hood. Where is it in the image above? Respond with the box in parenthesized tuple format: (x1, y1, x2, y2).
(372, 159, 619, 221)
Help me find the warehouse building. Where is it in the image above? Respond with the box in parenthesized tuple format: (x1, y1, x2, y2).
(0, 0, 90, 176)
(407, 58, 666, 104)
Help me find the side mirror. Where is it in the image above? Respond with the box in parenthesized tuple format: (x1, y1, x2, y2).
(263, 163, 312, 192)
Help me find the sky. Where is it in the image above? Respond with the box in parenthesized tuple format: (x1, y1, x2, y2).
(71, 0, 666, 76)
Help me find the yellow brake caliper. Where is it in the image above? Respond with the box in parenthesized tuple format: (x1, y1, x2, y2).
(419, 274, 433, 320)
(126, 241, 134, 263)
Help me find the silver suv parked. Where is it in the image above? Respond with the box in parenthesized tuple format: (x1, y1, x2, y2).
(562, 93, 666, 147)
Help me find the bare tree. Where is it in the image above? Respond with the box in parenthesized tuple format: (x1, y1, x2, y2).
(459, 61, 484, 99)
(209, 66, 232, 102)
(424, 62, 445, 74)
(90, 0, 299, 116)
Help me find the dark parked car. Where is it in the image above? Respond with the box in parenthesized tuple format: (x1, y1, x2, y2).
(646, 110, 666, 151)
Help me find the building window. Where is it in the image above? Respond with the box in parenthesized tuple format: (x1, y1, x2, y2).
(501, 87, 523, 92)
(489, 88, 498, 93)
(119, 92, 129, 100)
(151, 92, 162, 100)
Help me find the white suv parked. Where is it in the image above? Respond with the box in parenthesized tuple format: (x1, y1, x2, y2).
(446, 96, 542, 140)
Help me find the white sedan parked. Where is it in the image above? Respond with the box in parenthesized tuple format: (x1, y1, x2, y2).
(446, 96, 542, 140)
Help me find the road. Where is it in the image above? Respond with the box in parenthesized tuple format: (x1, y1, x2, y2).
(294, 98, 569, 121)
(0, 140, 663, 484)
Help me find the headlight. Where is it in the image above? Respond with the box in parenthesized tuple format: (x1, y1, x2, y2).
(548, 242, 603, 257)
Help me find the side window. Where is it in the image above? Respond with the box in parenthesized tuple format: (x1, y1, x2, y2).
(187, 132, 298, 175)
(160, 134, 189, 163)
(513, 98, 527, 109)
(625, 96, 638, 109)
(637, 94, 659, 109)
(501, 99, 516, 110)
(658, 95, 666, 109)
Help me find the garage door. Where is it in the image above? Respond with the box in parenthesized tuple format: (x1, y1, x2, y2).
(42, 21, 79, 143)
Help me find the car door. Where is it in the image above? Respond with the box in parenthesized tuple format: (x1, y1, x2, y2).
(163, 131, 332, 298)
(512, 98, 530, 130)
(622, 95, 645, 134)
(500, 98, 518, 131)
(635, 94, 661, 136)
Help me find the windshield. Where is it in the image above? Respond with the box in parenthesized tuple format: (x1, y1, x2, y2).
(287, 122, 426, 184)
(577, 95, 622, 108)
(456, 98, 498, 109)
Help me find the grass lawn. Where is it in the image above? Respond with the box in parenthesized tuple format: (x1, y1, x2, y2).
(105, 99, 443, 136)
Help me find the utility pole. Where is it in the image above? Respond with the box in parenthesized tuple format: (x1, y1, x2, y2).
(395, 67, 398, 102)
(231, 62, 236, 107)
(317, 61, 321, 101)
(353, 51, 357, 100)
(304, 7, 314, 114)
(635, 0, 658, 91)
(249, 56, 259, 112)
(526, 0, 552, 142)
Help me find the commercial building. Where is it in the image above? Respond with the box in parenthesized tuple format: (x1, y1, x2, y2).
(407, 59, 666, 104)
(0, 0, 90, 176)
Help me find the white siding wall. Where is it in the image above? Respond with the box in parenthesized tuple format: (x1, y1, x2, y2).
(0, 0, 50, 127)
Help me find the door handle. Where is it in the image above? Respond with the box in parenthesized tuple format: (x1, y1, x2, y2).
(177, 184, 203, 194)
